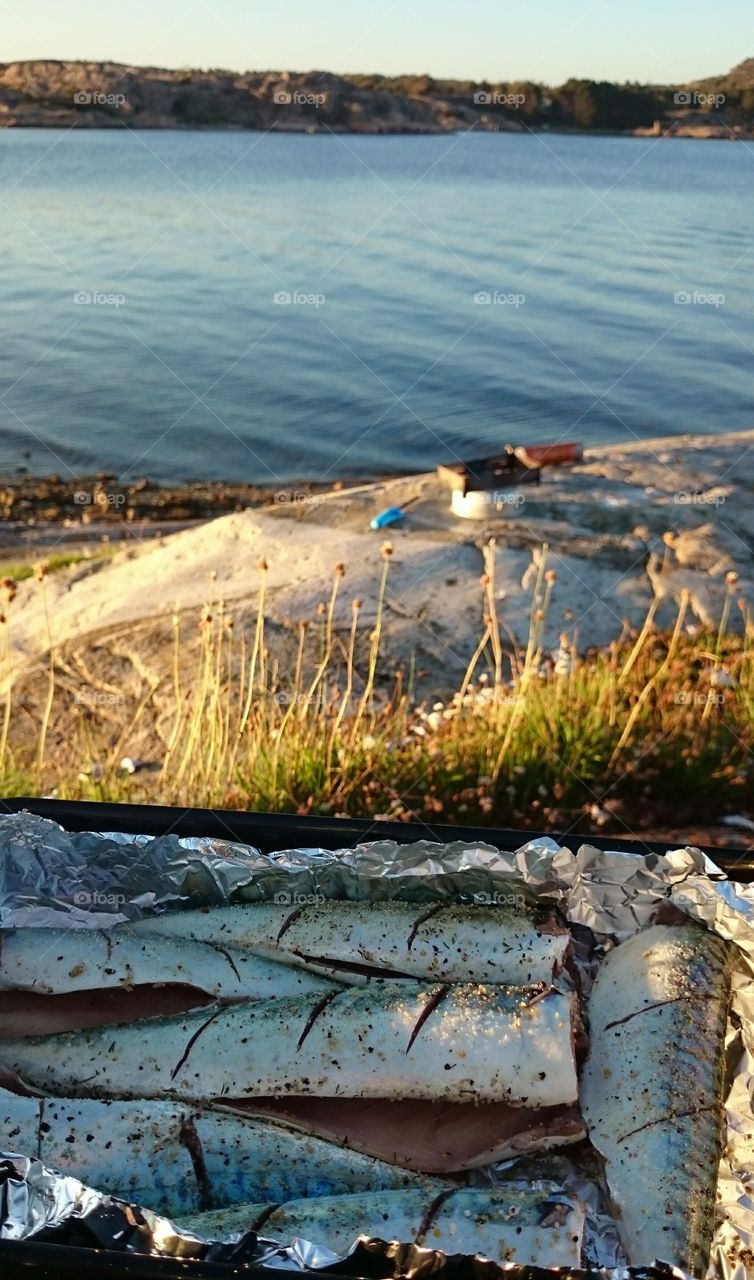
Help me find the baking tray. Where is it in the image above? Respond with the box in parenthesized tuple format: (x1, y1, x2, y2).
(1, 795, 752, 876)
(0, 1237, 273, 1278)
(0, 796, 751, 1279)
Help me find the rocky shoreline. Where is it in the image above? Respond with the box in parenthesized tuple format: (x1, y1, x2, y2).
(3, 427, 754, 685)
(0, 472, 340, 537)
(1, 59, 752, 137)
(0, 63, 526, 135)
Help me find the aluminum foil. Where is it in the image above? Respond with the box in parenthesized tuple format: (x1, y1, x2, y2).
(0, 809, 752, 1280)
(0, 811, 561, 926)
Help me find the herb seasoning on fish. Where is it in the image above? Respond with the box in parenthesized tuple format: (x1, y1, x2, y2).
(125, 900, 571, 985)
(581, 923, 733, 1275)
(177, 1184, 586, 1267)
(2, 982, 579, 1106)
(0, 1087, 429, 1215)
(0, 927, 336, 1000)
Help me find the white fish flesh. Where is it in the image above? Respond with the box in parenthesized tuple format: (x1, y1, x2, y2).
(0, 1086, 429, 1216)
(126, 900, 570, 985)
(0, 927, 335, 1000)
(581, 923, 732, 1274)
(178, 1184, 585, 1267)
(1, 982, 578, 1106)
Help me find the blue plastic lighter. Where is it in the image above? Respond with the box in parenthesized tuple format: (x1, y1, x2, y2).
(369, 496, 420, 530)
(370, 506, 405, 530)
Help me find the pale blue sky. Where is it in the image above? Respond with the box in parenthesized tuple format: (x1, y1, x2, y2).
(3, 1, 751, 84)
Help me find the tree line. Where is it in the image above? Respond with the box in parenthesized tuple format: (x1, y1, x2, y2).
(349, 72, 754, 129)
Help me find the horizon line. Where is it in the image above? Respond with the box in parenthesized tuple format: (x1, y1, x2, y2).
(0, 55, 743, 88)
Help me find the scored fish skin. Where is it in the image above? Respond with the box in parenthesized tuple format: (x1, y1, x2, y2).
(1, 982, 578, 1107)
(0, 928, 336, 1000)
(126, 900, 570, 985)
(0, 1087, 429, 1216)
(581, 923, 733, 1275)
(177, 1185, 585, 1268)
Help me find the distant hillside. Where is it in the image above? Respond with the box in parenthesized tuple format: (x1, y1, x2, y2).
(695, 57, 754, 92)
(0, 59, 752, 135)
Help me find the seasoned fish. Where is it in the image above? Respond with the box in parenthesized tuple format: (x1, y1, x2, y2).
(581, 924, 732, 1274)
(127, 900, 569, 985)
(0, 1087, 427, 1216)
(0, 927, 335, 1000)
(178, 1184, 585, 1267)
(2, 982, 578, 1106)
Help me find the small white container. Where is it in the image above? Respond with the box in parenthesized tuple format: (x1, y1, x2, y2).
(451, 488, 524, 520)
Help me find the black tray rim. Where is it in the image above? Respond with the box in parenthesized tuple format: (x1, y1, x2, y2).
(2, 795, 753, 872)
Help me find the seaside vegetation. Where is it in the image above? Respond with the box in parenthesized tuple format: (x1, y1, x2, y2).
(346, 68, 754, 129)
(0, 549, 111, 583)
(0, 547, 751, 839)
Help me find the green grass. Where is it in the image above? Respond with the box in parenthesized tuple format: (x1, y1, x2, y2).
(0, 550, 109, 582)
(1, 551, 752, 837)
